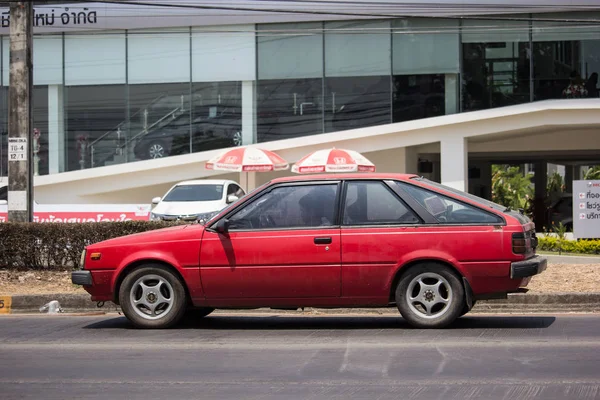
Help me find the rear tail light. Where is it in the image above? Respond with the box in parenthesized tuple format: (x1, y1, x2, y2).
(512, 232, 527, 254)
(512, 229, 537, 254)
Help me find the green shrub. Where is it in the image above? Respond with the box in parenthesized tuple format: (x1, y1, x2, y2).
(0, 221, 185, 270)
(538, 236, 600, 255)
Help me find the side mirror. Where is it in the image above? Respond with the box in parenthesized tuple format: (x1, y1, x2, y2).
(151, 197, 161, 205)
(226, 195, 239, 204)
(0, 200, 6, 205)
(214, 218, 230, 234)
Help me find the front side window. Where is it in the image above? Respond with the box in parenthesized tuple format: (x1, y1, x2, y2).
(343, 181, 420, 226)
(163, 184, 224, 202)
(228, 184, 338, 230)
(396, 181, 503, 224)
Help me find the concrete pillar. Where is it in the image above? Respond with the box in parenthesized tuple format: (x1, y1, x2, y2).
(481, 162, 492, 200)
(239, 171, 257, 193)
(440, 136, 467, 191)
(48, 85, 65, 174)
(574, 165, 581, 181)
(565, 165, 574, 194)
(445, 74, 458, 115)
(403, 145, 419, 175)
(241, 81, 256, 146)
(533, 162, 547, 231)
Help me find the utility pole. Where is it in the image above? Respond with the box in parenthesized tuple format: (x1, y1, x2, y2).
(7, 1, 33, 222)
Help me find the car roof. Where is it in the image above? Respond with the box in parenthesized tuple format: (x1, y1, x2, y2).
(270, 173, 418, 184)
(174, 179, 238, 186)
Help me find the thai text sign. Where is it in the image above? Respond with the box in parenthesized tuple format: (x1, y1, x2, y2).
(573, 180, 600, 239)
(0, 203, 151, 223)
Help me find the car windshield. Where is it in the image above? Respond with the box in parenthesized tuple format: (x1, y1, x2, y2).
(412, 177, 507, 212)
(163, 184, 224, 202)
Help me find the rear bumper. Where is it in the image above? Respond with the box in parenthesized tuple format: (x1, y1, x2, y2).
(71, 270, 93, 286)
(510, 256, 547, 279)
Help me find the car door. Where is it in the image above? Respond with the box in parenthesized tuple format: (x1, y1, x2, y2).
(339, 180, 426, 298)
(199, 181, 342, 299)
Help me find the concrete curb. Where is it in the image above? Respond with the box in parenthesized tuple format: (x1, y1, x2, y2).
(1, 292, 600, 315)
(544, 254, 600, 264)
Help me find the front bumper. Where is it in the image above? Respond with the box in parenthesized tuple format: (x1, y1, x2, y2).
(510, 255, 548, 279)
(71, 270, 93, 286)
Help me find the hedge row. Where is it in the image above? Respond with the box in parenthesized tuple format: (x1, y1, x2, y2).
(538, 236, 600, 255)
(0, 221, 184, 270)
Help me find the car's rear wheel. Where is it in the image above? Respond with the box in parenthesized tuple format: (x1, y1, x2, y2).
(119, 265, 187, 329)
(395, 263, 464, 329)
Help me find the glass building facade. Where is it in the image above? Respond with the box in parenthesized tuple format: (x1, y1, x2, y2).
(0, 13, 599, 177)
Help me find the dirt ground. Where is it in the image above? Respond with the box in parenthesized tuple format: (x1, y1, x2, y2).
(1, 263, 599, 295)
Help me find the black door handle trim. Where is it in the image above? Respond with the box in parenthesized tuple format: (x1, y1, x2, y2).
(314, 237, 332, 245)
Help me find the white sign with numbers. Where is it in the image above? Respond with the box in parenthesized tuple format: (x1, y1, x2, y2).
(8, 138, 27, 161)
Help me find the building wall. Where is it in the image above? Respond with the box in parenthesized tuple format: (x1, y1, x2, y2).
(1, 11, 599, 182)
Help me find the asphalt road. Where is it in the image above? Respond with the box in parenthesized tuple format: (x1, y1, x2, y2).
(1, 312, 600, 399)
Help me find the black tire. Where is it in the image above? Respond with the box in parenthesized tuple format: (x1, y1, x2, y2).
(459, 300, 476, 317)
(186, 307, 215, 319)
(395, 263, 465, 329)
(119, 265, 188, 329)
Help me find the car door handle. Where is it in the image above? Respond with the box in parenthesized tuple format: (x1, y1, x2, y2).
(314, 237, 332, 245)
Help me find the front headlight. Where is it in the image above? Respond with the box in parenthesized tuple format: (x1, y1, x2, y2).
(150, 212, 162, 221)
(80, 249, 87, 269)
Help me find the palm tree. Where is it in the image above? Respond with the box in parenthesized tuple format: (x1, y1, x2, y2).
(584, 166, 600, 180)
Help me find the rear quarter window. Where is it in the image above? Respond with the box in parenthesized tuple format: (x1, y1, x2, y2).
(396, 181, 503, 225)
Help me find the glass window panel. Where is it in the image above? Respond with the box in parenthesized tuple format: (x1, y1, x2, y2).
(325, 20, 391, 77)
(128, 29, 190, 84)
(34, 36, 62, 85)
(257, 78, 323, 142)
(65, 85, 126, 171)
(192, 25, 255, 82)
(258, 22, 323, 80)
(343, 181, 420, 225)
(324, 75, 390, 133)
(398, 182, 503, 224)
(129, 83, 191, 161)
(533, 12, 600, 42)
(191, 81, 243, 153)
(229, 184, 339, 230)
(65, 31, 126, 86)
(462, 19, 530, 111)
(392, 74, 447, 123)
(532, 13, 600, 101)
(461, 18, 529, 43)
(392, 18, 459, 75)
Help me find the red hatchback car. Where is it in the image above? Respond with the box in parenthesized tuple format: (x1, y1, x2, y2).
(72, 174, 546, 329)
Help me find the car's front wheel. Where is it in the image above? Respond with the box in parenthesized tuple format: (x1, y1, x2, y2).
(395, 263, 464, 329)
(119, 265, 187, 329)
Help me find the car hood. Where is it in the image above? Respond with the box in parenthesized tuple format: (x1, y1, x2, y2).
(91, 223, 205, 248)
(152, 200, 225, 216)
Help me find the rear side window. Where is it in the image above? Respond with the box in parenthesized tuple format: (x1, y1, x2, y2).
(397, 182, 503, 224)
(343, 181, 420, 225)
